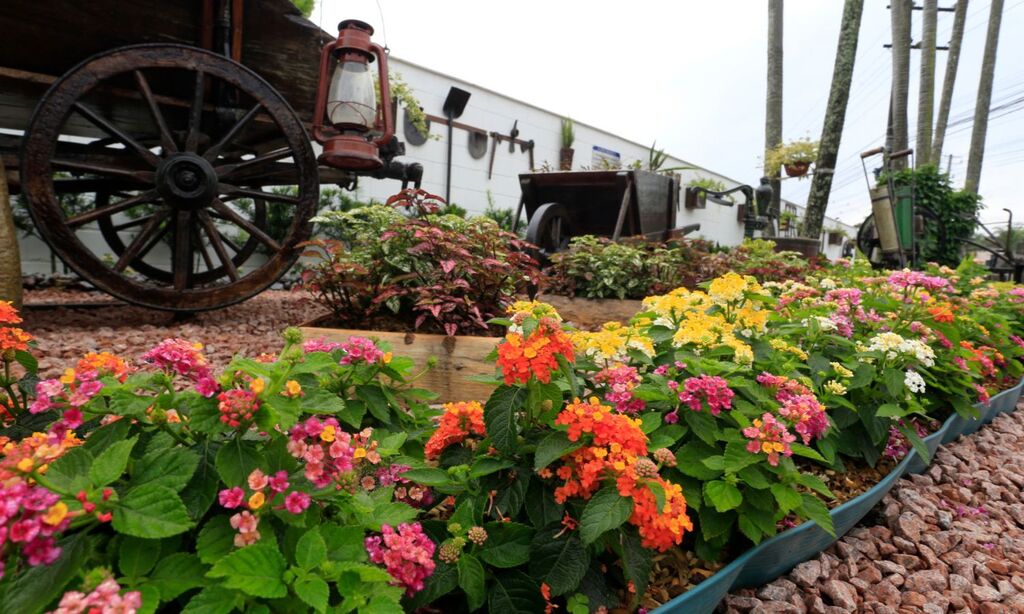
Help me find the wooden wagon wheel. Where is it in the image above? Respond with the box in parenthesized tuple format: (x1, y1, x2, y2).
(20, 44, 318, 311)
(525, 202, 572, 260)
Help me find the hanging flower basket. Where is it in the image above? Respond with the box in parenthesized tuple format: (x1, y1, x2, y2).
(784, 161, 811, 177)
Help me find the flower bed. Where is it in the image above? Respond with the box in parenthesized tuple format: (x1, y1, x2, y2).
(2, 258, 1024, 613)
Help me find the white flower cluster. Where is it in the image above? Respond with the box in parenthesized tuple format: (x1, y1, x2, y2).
(819, 277, 838, 290)
(904, 369, 926, 394)
(802, 316, 838, 332)
(865, 332, 936, 367)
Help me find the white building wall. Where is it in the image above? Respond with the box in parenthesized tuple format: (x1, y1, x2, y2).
(16, 56, 855, 275)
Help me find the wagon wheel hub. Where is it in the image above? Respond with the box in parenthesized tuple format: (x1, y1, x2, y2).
(156, 154, 218, 210)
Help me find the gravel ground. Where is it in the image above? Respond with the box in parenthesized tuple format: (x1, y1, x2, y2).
(723, 407, 1024, 614)
(20, 289, 327, 378)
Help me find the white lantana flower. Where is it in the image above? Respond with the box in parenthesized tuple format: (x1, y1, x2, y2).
(904, 369, 926, 394)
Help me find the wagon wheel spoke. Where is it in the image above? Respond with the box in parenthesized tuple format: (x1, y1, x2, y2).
(214, 147, 295, 178)
(113, 209, 170, 272)
(219, 184, 300, 204)
(51, 159, 155, 183)
(66, 189, 160, 227)
(210, 198, 282, 252)
(185, 70, 206, 153)
(132, 70, 178, 155)
(111, 214, 155, 232)
(71, 103, 160, 167)
(193, 225, 216, 272)
(203, 103, 262, 162)
(198, 211, 239, 281)
(173, 210, 193, 290)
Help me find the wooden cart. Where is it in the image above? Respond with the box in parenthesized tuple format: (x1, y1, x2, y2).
(514, 170, 699, 257)
(0, 0, 403, 311)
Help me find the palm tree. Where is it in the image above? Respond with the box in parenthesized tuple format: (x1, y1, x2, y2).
(764, 0, 784, 221)
(0, 158, 23, 308)
(803, 0, 865, 239)
(965, 0, 1005, 194)
(931, 0, 968, 165)
(889, 0, 912, 168)
(916, 0, 938, 164)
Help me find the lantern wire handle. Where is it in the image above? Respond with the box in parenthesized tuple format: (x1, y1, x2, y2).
(375, 0, 390, 53)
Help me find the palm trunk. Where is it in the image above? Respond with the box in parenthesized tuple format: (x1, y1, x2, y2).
(0, 158, 23, 308)
(931, 0, 968, 165)
(890, 0, 912, 168)
(803, 0, 865, 240)
(765, 0, 784, 222)
(916, 0, 938, 164)
(964, 0, 1004, 194)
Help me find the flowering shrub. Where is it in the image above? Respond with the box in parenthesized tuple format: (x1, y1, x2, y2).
(0, 315, 438, 613)
(302, 189, 539, 336)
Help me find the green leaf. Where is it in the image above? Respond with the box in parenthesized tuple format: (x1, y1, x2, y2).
(150, 553, 207, 601)
(182, 587, 241, 614)
(119, 536, 162, 578)
(737, 465, 771, 489)
(215, 439, 265, 487)
(296, 527, 327, 570)
(579, 487, 633, 545)
(406, 560, 458, 609)
(492, 470, 530, 519)
(489, 570, 546, 614)
(400, 468, 451, 487)
(876, 403, 904, 418)
(737, 511, 765, 544)
(14, 348, 38, 373)
(45, 446, 94, 493)
(197, 516, 236, 565)
(724, 440, 761, 473)
(529, 528, 589, 596)
(770, 484, 803, 513)
(675, 441, 724, 480)
(533, 431, 584, 471)
(293, 575, 329, 613)
(356, 384, 393, 425)
(468, 457, 515, 479)
(698, 506, 736, 541)
(113, 485, 192, 539)
(789, 443, 826, 462)
(704, 480, 743, 513)
(849, 363, 875, 389)
(361, 502, 418, 530)
(458, 554, 487, 611)
(684, 410, 719, 446)
(181, 444, 219, 520)
(619, 528, 653, 599)
(795, 473, 834, 498)
(207, 543, 288, 598)
(338, 399, 367, 429)
(898, 422, 931, 463)
(82, 419, 131, 453)
(484, 385, 526, 455)
(702, 455, 726, 471)
(131, 447, 200, 493)
(799, 493, 835, 536)
(90, 436, 138, 486)
(322, 524, 369, 563)
(524, 479, 563, 528)
(479, 522, 534, 568)
(883, 368, 905, 398)
(108, 388, 154, 417)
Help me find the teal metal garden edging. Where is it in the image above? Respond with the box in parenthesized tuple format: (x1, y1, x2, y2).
(653, 376, 1024, 614)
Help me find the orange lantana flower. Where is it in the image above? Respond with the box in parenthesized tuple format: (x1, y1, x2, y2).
(0, 327, 31, 353)
(424, 401, 486, 459)
(496, 322, 574, 385)
(927, 303, 955, 323)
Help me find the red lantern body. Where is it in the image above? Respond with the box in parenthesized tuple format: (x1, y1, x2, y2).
(312, 20, 393, 171)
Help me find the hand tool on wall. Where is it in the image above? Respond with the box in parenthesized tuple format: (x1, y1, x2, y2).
(487, 121, 534, 179)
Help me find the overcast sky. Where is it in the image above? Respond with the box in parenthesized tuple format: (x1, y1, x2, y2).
(322, 0, 1024, 227)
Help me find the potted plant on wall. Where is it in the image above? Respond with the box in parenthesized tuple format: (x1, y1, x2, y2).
(765, 137, 819, 178)
(559, 117, 575, 170)
(779, 210, 797, 232)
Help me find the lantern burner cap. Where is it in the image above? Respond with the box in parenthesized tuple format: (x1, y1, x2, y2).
(338, 19, 374, 34)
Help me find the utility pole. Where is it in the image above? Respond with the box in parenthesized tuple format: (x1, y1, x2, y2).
(889, 0, 912, 168)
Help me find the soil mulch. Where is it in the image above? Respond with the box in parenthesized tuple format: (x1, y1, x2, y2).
(20, 289, 328, 379)
(722, 406, 1024, 614)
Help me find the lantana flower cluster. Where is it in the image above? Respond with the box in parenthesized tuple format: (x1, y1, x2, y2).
(365, 522, 436, 595)
(287, 417, 381, 488)
(497, 318, 575, 385)
(49, 578, 142, 614)
(570, 322, 655, 366)
(424, 401, 486, 460)
(141, 338, 219, 397)
(757, 372, 830, 445)
(548, 397, 692, 551)
(218, 468, 311, 546)
(0, 301, 31, 356)
(742, 412, 798, 467)
(593, 364, 645, 414)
